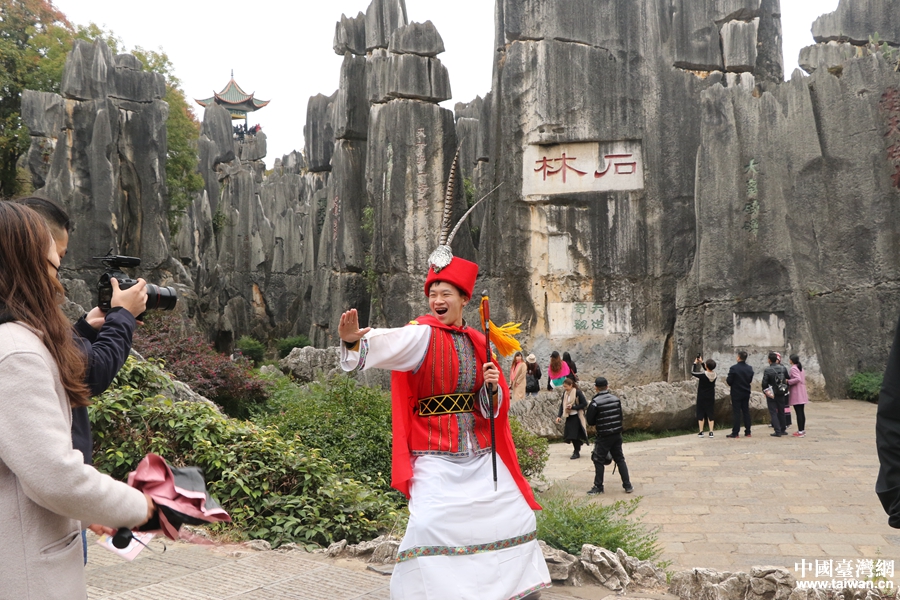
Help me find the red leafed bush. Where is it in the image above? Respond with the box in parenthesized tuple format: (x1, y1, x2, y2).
(132, 313, 270, 418)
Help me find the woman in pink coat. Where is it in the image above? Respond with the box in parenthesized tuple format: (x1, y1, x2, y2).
(787, 354, 809, 437)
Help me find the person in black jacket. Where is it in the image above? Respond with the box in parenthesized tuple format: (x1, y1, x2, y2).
(877, 312, 900, 528)
(725, 350, 754, 438)
(556, 377, 588, 459)
(15, 196, 147, 561)
(692, 356, 717, 437)
(761, 351, 790, 437)
(585, 377, 632, 495)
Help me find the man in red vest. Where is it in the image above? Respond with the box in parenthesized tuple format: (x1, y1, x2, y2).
(338, 255, 550, 600)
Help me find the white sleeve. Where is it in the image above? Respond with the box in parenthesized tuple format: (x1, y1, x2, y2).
(340, 325, 432, 373)
(478, 383, 502, 419)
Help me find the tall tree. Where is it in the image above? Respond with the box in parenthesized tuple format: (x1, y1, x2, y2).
(0, 0, 71, 198)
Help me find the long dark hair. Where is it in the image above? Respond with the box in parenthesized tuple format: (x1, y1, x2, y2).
(0, 202, 88, 407)
(790, 354, 803, 371)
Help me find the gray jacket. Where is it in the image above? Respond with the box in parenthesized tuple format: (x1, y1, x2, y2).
(0, 322, 147, 599)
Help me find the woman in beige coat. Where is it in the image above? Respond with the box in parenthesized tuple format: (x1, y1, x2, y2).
(509, 351, 527, 402)
(0, 202, 152, 599)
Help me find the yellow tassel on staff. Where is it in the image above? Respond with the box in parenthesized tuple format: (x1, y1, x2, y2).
(479, 302, 523, 357)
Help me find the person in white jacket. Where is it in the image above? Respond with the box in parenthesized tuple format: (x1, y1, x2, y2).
(0, 202, 153, 599)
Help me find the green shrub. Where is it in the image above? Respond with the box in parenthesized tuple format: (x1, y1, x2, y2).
(536, 487, 661, 561)
(848, 371, 883, 403)
(510, 416, 550, 479)
(90, 358, 402, 547)
(277, 334, 312, 358)
(236, 335, 266, 365)
(254, 375, 394, 492)
(132, 313, 270, 419)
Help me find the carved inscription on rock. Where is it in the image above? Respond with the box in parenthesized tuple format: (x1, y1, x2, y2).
(732, 313, 786, 348)
(548, 302, 632, 336)
(523, 141, 644, 197)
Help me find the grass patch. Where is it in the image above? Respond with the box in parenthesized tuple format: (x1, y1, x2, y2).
(622, 429, 695, 443)
(535, 486, 661, 561)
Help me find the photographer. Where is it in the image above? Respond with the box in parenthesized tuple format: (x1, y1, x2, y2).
(692, 355, 717, 438)
(14, 197, 147, 560)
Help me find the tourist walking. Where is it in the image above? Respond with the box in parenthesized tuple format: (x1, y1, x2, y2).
(547, 351, 570, 390)
(762, 352, 790, 437)
(562, 351, 579, 382)
(525, 354, 541, 396)
(556, 377, 588, 459)
(586, 377, 633, 494)
(725, 350, 754, 438)
(787, 354, 809, 437)
(509, 351, 527, 403)
(692, 356, 717, 437)
(338, 251, 550, 598)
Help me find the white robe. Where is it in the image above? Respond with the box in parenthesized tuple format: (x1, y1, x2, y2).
(342, 325, 552, 600)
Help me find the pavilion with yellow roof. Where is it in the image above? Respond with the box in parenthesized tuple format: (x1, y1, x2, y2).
(195, 73, 270, 127)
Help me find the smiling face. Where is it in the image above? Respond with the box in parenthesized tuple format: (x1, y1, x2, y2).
(428, 281, 469, 327)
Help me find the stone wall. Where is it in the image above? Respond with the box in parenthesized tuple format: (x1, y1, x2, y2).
(22, 39, 184, 310)
(22, 1, 900, 398)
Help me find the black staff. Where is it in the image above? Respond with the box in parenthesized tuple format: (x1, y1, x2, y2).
(481, 291, 498, 491)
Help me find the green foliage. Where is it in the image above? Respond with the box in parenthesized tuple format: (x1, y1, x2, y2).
(536, 487, 662, 561)
(212, 208, 229, 234)
(361, 205, 374, 237)
(276, 334, 311, 359)
(509, 416, 549, 479)
(236, 335, 266, 365)
(254, 375, 395, 492)
(90, 358, 403, 547)
(132, 313, 270, 419)
(848, 371, 883, 404)
(0, 0, 70, 197)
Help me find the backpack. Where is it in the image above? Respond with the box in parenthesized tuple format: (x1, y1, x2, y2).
(773, 367, 789, 396)
(525, 373, 538, 394)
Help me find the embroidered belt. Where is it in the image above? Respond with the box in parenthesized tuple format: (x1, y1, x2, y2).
(417, 393, 475, 416)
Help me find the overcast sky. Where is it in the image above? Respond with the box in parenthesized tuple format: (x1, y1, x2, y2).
(53, 0, 840, 165)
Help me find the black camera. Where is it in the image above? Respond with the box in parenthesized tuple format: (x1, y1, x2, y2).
(94, 252, 177, 316)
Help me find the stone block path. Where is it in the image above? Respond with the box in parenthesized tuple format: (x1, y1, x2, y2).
(85, 399, 895, 598)
(547, 399, 898, 572)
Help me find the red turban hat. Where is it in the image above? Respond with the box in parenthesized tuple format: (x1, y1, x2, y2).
(424, 257, 479, 298)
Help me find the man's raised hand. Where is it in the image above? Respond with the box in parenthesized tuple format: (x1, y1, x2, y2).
(338, 308, 371, 343)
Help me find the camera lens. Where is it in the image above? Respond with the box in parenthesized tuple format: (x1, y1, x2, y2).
(145, 284, 178, 311)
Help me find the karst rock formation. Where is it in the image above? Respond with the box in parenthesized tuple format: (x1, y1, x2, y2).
(22, 0, 900, 396)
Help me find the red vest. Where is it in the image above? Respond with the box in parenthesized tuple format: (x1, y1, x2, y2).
(390, 315, 540, 510)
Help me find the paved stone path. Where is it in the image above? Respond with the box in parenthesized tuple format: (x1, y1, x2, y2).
(85, 399, 894, 598)
(547, 398, 898, 572)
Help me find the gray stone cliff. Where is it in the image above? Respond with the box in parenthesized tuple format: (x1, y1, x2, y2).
(21, 0, 900, 398)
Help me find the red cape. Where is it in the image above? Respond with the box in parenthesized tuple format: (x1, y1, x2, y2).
(390, 314, 541, 510)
